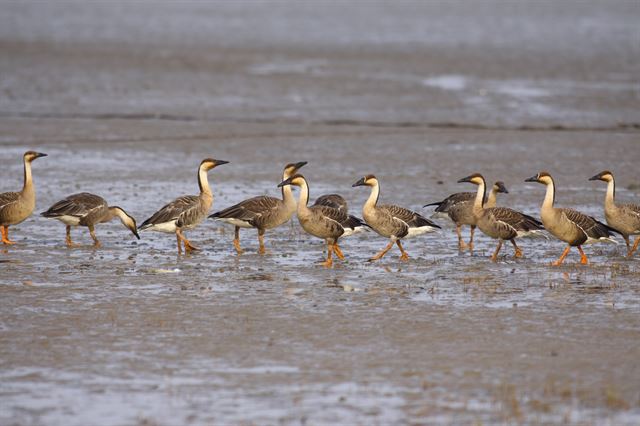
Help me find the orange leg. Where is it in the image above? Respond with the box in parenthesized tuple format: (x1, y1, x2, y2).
(233, 226, 244, 255)
(89, 225, 101, 248)
(258, 229, 266, 255)
(396, 240, 409, 261)
(511, 239, 523, 258)
(552, 245, 572, 266)
(456, 224, 466, 251)
(490, 240, 503, 262)
(333, 243, 345, 260)
(469, 225, 476, 252)
(176, 233, 183, 255)
(1, 225, 16, 245)
(319, 242, 333, 268)
(577, 245, 589, 265)
(65, 226, 78, 248)
(628, 236, 639, 258)
(369, 240, 395, 262)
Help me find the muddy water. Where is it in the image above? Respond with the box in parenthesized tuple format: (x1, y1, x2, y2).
(2, 1, 640, 425)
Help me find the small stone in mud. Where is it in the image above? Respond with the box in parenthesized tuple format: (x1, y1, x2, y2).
(551, 350, 559, 357)
(437, 180, 444, 185)
(181, 285, 187, 290)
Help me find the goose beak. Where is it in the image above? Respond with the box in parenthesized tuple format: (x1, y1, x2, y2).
(294, 161, 308, 170)
(588, 173, 601, 181)
(132, 228, 140, 239)
(524, 175, 538, 183)
(457, 175, 473, 183)
(352, 177, 366, 187)
(278, 177, 293, 188)
(214, 160, 229, 167)
(35, 152, 48, 158)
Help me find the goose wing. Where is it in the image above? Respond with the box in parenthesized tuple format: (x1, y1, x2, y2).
(562, 208, 618, 239)
(313, 194, 348, 213)
(425, 192, 474, 213)
(41, 193, 106, 218)
(210, 195, 280, 225)
(140, 195, 200, 229)
(489, 207, 544, 232)
(380, 204, 441, 229)
(0, 191, 20, 215)
(620, 203, 640, 221)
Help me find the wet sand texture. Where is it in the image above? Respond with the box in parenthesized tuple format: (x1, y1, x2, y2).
(1, 2, 640, 424)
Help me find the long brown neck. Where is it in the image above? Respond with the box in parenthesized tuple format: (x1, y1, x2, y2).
(364, 181, 380, 210)
(472, 179, 486, 216)
(605, 177, 616, 209)
(542, 178, 555, 209)
(486, 186, 497, 208)
(22, 159, 33, 194)
(198, 165, 212, 197)
(281, 169, 294, 203)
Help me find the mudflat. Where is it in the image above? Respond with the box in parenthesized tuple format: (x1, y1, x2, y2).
(1, 2, 639, 424)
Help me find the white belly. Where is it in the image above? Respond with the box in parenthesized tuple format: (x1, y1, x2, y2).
(146, 221, 178, 233)
(405, 225, 438, 239)
(54, 215, 82, 226)
(216, 218, 254, 228)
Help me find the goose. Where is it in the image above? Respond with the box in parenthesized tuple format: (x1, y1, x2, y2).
(589, 170, 640, 257)
(425, 181, 508, 251)
(313, 193, 368, 234)
(278, 174, 366, 267)
(525, 171, 618, 265)
(0, 150, 47, 244)
(41, 192, 139, 247)
(139, 158, 229, 254)
(352, 175, 440, 261)
(209, 161, 307, 254)
(458, 174, 544, 262)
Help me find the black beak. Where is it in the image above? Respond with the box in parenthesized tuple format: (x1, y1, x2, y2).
(132, 229, 140, 240)
(214, 160, 229, 167)
(352, 177, 366, 187)
(294, 161, 308, 170)
(588, 173, 601, 181)
(524, 175, 538, 183)
(457, 175, 473, 183)
(35, 152, 48, 158)
(278, 177, 293, 188)
(496, 182, 509, 194)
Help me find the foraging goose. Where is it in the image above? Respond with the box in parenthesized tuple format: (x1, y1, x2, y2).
(525, 171, 618, 265)
(139, 158, 229, 254)
(458, 174, 544, 261)
(425, 181, 508, 251)
(278, 174, 366, 267)
(41, 192, 139, 247)
(352, 175, 440, 261)
(589, 170, 640, 257)
(209, 161, 307, 254)
(0, 150, 47, 244)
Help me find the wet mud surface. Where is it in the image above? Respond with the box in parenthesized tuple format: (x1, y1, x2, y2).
(1, 1, 640, 425)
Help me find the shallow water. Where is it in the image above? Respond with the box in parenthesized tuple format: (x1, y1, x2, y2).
(2, 1, 640, 425)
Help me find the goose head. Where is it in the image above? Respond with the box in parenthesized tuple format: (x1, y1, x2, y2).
(352, 174, 378, 187)
(493, 181, 509, 194)
(283, 161, 307, 178)
(457, 173, 485, 186)
(110, 206, 140, 239)
(278, 173, 306, 188)
(24, 151, 47, 163)
(525, 171, 553, 185)
(589, 170, 614, 183)
(200, 158, 229, 171)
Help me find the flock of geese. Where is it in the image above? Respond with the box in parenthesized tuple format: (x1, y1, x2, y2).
(1, 151, 639, 267)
